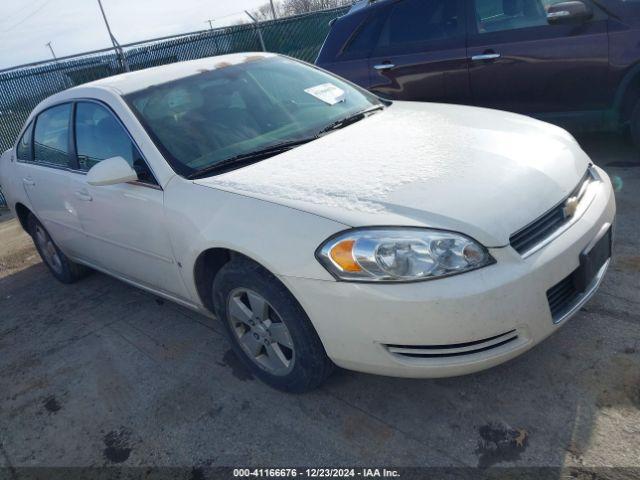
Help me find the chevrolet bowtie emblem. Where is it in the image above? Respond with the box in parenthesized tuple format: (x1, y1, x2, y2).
(563, 196, 579, 219)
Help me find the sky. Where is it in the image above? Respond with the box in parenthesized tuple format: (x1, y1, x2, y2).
(0, 0, 267, 70)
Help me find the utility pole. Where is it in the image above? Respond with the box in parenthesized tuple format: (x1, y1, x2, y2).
(96, 0, 130, 72)
(269, 0, 277, 19)
(205, 19, 220, 53)
(45, 41, 57, 61)
(245, 11, 266, 51)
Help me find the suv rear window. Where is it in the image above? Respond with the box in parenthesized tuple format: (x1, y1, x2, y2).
(343, 13, 388, 55)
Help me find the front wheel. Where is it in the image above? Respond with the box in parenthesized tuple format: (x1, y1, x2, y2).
(28, 214, 89, 284)
(212, 258, 334, 393)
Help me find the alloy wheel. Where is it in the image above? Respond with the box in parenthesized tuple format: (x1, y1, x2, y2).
(35, 224, 63, 275)
(227, 288, 295, 376)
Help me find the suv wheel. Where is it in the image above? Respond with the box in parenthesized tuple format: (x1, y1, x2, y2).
(28, 214, 89, 284)
(212, 258, 334, 393)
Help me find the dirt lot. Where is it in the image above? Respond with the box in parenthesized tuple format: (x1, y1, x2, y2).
(0, 135, 639, 472)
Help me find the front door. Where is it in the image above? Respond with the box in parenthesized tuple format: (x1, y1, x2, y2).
(467, 0, 610, 118)
(367, 0, 470, 104)
(70, 100, 189, 299)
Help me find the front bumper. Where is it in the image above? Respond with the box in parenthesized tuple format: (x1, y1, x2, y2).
(280, 166, 616, 378)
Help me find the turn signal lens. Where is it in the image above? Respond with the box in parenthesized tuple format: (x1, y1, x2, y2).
(329, 240, 362, 272)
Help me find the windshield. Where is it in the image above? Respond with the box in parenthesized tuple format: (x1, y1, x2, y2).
(125, 55, 382, 177)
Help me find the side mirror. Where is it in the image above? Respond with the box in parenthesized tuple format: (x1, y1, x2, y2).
(86, 156, 138, 186)
(547, 1, 593, 24)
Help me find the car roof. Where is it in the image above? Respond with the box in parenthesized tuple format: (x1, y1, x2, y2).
(72, 52, 278, 96)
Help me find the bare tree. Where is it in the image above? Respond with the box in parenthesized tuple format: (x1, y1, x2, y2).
(251, 0, 353, 20)
(250, 1, 286, 21)
(283, 0, 354, 15)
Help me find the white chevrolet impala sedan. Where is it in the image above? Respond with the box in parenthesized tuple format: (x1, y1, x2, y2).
(0, 53, 615, 392)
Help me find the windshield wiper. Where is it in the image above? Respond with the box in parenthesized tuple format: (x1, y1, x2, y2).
(187, 138, 316, 179)
(317, 105, 385, 136)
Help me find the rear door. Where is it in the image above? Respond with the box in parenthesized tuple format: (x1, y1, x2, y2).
(368, 0, 470, 103)
(467, 0, 610, 118)
(316, 10, 386, 89)
(16, 103, 88, 258)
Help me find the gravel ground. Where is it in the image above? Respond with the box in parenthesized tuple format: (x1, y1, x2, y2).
(0, 134, 638, 473)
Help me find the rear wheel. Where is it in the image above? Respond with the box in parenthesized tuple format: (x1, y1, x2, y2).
(212, 258, 334, 393)
(28, 214, 89, 284)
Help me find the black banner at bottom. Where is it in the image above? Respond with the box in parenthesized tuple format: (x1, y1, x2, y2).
(0, 467, 639, 480)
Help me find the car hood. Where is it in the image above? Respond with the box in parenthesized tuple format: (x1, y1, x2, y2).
(194, 102, 591, 246)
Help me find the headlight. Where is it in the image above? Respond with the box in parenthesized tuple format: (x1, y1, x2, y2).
(316, 228, 495, 282)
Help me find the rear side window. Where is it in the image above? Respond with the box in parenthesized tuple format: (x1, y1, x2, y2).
(16, 122, 33, 161)
(377, 0, 464, 47)
(343, 12, 388, 55)
(74, 102, 156, 184)
(33, 104, 71, 167)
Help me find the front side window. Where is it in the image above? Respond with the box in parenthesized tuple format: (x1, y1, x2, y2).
(33, 104, 71, 167)
(126, 56, 382, 178)
(16, 122, 33, 161)
(376, 0, 464, 48)
(74, 102, 155, 183)
(474, 0, 549, 33)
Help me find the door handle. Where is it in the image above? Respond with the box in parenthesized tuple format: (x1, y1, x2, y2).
(471, 53, 501, 61)
(75, 190, 93, 202)
(22, 177, 35, 186)
(374, 63, 396, 71)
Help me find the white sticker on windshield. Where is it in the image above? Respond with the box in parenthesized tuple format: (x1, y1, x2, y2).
(304, 83, 346, 105)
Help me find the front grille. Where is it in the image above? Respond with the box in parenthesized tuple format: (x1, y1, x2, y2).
(546, 272, 580, 321)
(509, 169, 593, 255)
(385, 330, 519, 359)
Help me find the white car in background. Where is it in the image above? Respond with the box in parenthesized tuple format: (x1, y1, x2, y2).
(0, 53, 615, 392)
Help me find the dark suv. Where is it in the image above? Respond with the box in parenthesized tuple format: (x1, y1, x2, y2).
(317, 0, 640, 145)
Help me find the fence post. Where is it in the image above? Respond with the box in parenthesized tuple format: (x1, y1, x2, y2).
(0, 187, 7, 210)
(244, 11, 267, 52)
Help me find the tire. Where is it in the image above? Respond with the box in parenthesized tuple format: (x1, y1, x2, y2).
(631, 100, 640, 150)
(28, 213, 90, 284)
(212, 258, 334, 393)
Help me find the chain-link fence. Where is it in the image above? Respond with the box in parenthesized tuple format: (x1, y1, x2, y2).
(0, 6, 349, 208)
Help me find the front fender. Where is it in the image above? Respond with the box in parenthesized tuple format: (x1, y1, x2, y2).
(164, 177, 345, 305)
